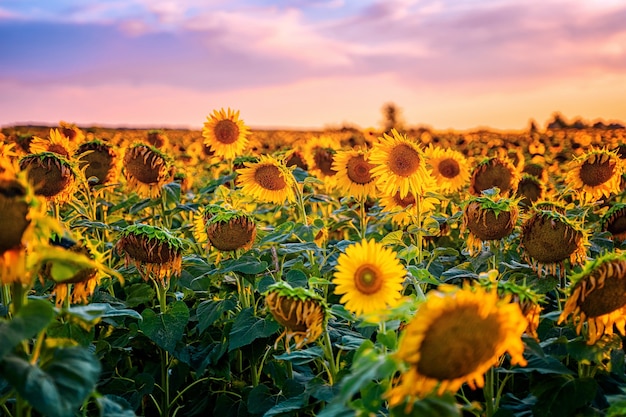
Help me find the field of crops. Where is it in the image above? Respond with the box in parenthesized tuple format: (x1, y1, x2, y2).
(2, 111, 626, 417)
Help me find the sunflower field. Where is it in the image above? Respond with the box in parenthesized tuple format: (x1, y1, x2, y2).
(2, 113, 626, 417)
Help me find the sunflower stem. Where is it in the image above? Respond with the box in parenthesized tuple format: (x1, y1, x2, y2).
(358, 197, 368, 240)
(320, 328, 337, 385)
(153, 278, 171, 417)
(484, 366, 496, 417)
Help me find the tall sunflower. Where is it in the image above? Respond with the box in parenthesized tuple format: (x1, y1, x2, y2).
(424, 145, 470, 194)
(76, 139, 121, 186)
(332, 239, 406, 318)
(19, 152, 78, 204)
(469, 156, 520, 197)
(193, 205, 257, 253)
(331, 148, 377, 200)
(565, 147, 623, 203)
(388, 283, 527, 410)
(236, 154, 296, 205)
(369, 129, 435, 198)
(558, 252, 626, 344)
(29, 128, 77, 159)
(202, 108, 250, 160)
(601, 203, 626, 243)
(122, 144, 173, 199)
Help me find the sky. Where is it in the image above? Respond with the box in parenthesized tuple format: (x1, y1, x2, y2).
(1, 0, 626, 131)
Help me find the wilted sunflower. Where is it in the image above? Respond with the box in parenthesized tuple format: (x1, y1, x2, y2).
(462, 191, 519, 256)
(424, 145, 470, 194)
(76, 139, 121, 186)
(388, 283, 527, 410)
(331, 148, 377, 200)
(558, 251, 626, 344)
(29, 128, 77, 159)
(58, 120, 85, 143)
(369, 129, 435, 198)
(265, 281, 328, 352)
(468, 156, 520, 197)
(19, 152, 78, 204)
(333, 239, 406, 318)
(202, 108, 250, 160)
(123, 144, 173, 199)
(115, 223, 184, 287)
(236, 154, 296, 205)
(565, 147, 623, 203)
(519, 207, 588, 278)
(516, 173, 546, 208)
(193, 205, 257, 253)
(378, 190, 439, 227)
(602, 203, 626, 243)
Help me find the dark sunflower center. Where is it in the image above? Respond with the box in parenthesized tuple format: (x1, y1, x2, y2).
(470, 160, 514, 195)
(314, 148, 337, 176)
(48, 144, 70, 158)
(605, 209, 626, 239)
(61, 128, 77, 141)
(206, 217, 257, 252)
(78, 144, 115, 185)
(521, 213, 581, 263)
(214, 120, 239, 144)
(464, 202, 515, 241)
(124, 147, 164, 184)
(517, 177, 542, 206)
(346, 155, 374, 185)
(579, 158, 616, 187)
(20, 155, 72, 197)
(147, 132, 165, 148)
(393, 191, 416, 208)
(254, 164, 287, 191)
(0, 179, 30, 254)
(389, 144, 421, 177)
(354, 264, 383, 295)
(286, 152, 308, 170)
(118, 235, 179, 264)
(417, 306, 502, 380)
(579, 260, 626, 317)
(439, 158, 460, 179)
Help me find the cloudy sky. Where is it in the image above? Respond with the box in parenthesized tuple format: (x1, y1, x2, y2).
(1, 0, 625, 131)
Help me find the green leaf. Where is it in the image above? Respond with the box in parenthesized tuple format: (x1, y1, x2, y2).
(65, 303, 142, 324)
(263, 393, 308, 417)
(228, 307, 279, 352)
(139, 301, 189, 353)
(196, 296, 237, 334)
(532, 376, 597, 417)
(274, 346, 324, 365)
(391, 394, 461, 417)
(0, 347, 101, 417)
(95, 395, 137, 417)
(285, 269, 308, 288)
(124, 283, 156, 308)
(0, 299, 56, 360)
(380, 230, 404, 245)
(247, 384, 274, 414)
(338, 340, 397, 401)
(219, 256, 268, 275)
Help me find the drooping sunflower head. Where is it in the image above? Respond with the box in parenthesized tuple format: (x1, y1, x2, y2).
(76, 139, 121, 186)
(469, 156, 520, 197)
(284, 148, 309, 171)
(123, 143, 173, 198)
(58, 121, 85, 143)
(19, 152, 78, 204)
(519, 207, 589, 277)
(558, 251, 626, 344)
(264, 281, 328, 352)
(424, 145, 471, 194)
(601, 203, 626, 243)
(332, 238, 406, 319)
(146, 129, 170, 150)
(378, 190, 440, 227)
(388, 282, 527, 409)
(115, 223, 184, 286)
(516, 173, 546, 208)
(331, 148, 377, 200)
(195, 205, 257, 252)
(202, 107, 250, 160)
(565, 147, 623, 203)
(235, 154, 297, 205)
(461, 190, 519, 256)
(29, 128, 77, 159)
(369, 129, 436, 198)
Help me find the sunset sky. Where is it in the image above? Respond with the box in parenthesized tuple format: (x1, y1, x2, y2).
(1, 0, 625, 131)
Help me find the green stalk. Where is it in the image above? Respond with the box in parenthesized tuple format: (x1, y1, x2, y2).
(320, 329, 337, 385)
(483, 367, 495, 417)
(153, 278, 171, 417)
(358, 197, 368, 240)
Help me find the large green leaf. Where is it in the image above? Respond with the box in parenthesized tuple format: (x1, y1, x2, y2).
(532, 376, 598, 417)
(338, 340, 397, 401)
(0, 298, 56, 360)
(139, 301, 189, 353)
(391, 394, 462, 417)
(196, 296, 237, 334)
(228, 307, 279, 352)
(0, 347, 101, 417)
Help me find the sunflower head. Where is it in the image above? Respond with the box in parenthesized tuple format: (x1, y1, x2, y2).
(58, 121, 85, 143)
(388, 282, 527, 409)
(284, 149, 309, 171)
(424, 145, 471, 194)
(202, 108, 250, 160)
(76, 139, 120, 186)
(601, 203, 626, 243)
(469, 156, 520, 197)
(566, 147, 623, 203)
(198, 205, 257, 252)
(19, 152, 78, 203)
(331, 148, 377, 200)
(558, 251, 626, 344)
(146, 129, 170, 149)
(264, 281, 328, 352)
(235, 154, 297, 205)
(123, 143, 173, 198)
(115, 223, 184, 286)
(29, 128, 77, 159)
(332, 239, 406, 318)
(519, 207, 588, 277)
(516, 173, 546, 208)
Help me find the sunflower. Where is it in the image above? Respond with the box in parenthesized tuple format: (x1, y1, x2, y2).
(332, 239, 406, 318)
(462, 191, 519, 256)
(193, 205, 257, 253)
(29, 128, 77, 159)
(519, 207, 589, 278)
(369, 129, 436, 198)
(122, 144, 173, 199)
(388, 283, 527, 409)
(146, 129, 170, 150)
(468, 156, 520, 197)
(58, 120, 85, 143)
(115, 223, 184, 287)
(265, 281, 328, 352)
(558, 251, 626, 344)
(236, 154, 296, 205)
(516, 173, 546, 208)
(378, 190, 439, 227)
(331, 148, 377, 200)
(565, 147, 623, 203)
(202, 107, 250, 160)
(424, 145, 471, 194)
(76, 139, 121, 186)
(602, 203, 626, 243)
(19, 152, 78, 204)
